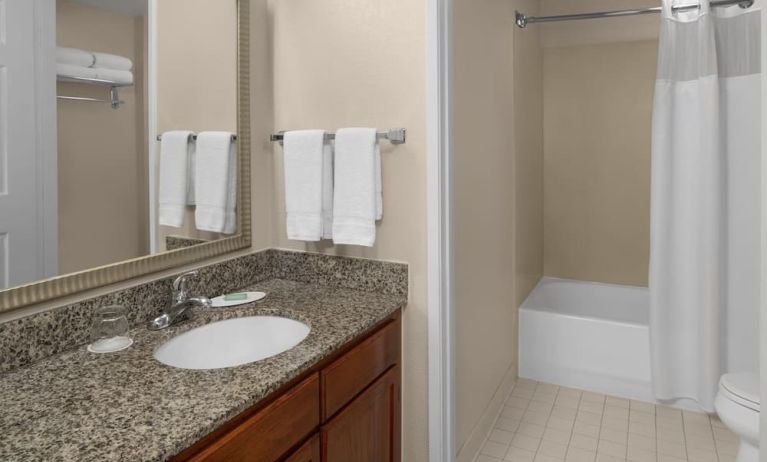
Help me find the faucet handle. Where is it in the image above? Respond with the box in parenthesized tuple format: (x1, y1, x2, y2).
(173, 270, 199, 293)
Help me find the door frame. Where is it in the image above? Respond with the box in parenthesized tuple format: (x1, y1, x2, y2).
(147, 0, 158, 253)
(33, 0, 58, 279)
(760, 5, 767, 456)
(426, 0, 454, 460)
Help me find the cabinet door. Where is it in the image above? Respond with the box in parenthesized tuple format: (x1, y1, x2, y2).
(321, 366, 400, 462)
(284, 435, 320, 462)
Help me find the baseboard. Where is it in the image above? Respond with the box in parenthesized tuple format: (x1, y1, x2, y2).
(456, 363, 518, 462)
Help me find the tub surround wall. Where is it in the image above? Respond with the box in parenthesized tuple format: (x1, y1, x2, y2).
(514, 1, 545, 307)
(538, 0, 660, 48)
(453, 0, 543, 460)
(540, 1, 658, 287)
(0, 249, 407, 374)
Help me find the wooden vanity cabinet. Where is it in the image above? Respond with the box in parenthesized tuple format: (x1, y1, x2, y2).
(283, 435, 321, 462)
(173, 311, 401, 462)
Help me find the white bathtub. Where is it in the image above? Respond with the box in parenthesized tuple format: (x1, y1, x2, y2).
(519, 277, 653, 402)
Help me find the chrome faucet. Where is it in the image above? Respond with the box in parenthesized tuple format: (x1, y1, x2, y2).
(147, 271, 212, 331)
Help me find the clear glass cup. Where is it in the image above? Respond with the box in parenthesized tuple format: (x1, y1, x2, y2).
(87, 305, 133, 354)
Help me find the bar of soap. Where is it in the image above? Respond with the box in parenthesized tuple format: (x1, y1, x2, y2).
(224, 293, 249, 301)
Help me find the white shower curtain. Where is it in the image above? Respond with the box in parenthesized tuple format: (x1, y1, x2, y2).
(649, 0, 761, 411)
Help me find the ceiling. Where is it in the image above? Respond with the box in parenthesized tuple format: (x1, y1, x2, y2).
(70, 0, 148, 16)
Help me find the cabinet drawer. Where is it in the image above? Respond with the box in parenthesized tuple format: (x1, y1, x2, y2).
(189, 374, 320, 462)
(321, 317, 400, 420)
(283, 434, 320, 462)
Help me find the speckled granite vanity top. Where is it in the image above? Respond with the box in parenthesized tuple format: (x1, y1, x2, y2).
(0, 278, 406, 462)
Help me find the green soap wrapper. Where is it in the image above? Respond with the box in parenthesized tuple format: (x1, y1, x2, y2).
(224, 293, 249, 301)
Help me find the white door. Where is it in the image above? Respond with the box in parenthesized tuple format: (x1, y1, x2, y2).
(0, 0, 55, 289)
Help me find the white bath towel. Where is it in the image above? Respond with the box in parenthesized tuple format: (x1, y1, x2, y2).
(56, 63, 98, 80)
(283, 130, 328, 241)
(92, 52, 133, 71)
(332, 128, 380, 247)
(94, 68, 134, 85)
(159, 131, 195, 228)
(195, 132, 237, 234)
(56, 47, 95, 67)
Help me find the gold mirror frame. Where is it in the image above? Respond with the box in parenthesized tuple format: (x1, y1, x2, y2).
(0, 0, 252, 312)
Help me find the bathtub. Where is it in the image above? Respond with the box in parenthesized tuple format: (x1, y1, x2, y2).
(519, 277, 653, 402)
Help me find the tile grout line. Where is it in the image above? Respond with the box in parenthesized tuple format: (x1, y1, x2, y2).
(473, 379, 519, 462)
(530, 381, 545, 459)
(561, 386, 583, 462)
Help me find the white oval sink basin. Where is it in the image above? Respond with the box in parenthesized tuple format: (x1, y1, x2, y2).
(154, 316, 310, 370)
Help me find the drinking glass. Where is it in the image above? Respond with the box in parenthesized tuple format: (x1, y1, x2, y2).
(87, 305, 133, 354)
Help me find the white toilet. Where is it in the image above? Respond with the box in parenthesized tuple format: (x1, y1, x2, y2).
(714, 373, 760, 462)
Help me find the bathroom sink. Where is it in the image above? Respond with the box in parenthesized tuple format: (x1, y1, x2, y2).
(154, 316, 310, 370)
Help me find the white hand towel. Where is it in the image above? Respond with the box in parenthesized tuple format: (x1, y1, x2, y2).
(56, 47, 95, 67)
(94, 68, 134, 85)
(332, 128, 380, 247)
(195, 132, 237, 234)
(57, 63, 98, 80)
(92, 52, 133, 71)
(159, 131, 195, 227)
(283, 130, 327, 241)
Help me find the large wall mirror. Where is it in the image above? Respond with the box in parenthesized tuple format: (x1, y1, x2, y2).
(0, 0, 251, 311)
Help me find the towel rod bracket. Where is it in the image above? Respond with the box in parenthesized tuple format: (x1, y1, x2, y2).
(110, 87, 125, 109)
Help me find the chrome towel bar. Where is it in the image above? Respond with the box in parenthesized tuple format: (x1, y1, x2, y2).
(270, 128, 407, 145)
(156, 134, 238, 142)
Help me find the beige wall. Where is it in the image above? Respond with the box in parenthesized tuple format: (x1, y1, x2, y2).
(155, 0, 239, 249)
(453, 0, 543, 458)
(268, 0, 428, 459)
(57, 0, 148, 274)
(542, 39, 657, 286)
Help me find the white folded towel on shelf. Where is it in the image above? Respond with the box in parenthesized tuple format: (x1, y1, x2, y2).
(56, 63, 98, 80)
(283, 130, 333, 241)
(56, 47, 95, 67)
(195, 132, 237, 234)
(159, 131, 195, 228)
(92, 52, 133, 71)
(94, 68, 134, 85)
(332, 128, 381, 247)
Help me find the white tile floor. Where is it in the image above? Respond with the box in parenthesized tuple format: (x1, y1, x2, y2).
(475, 379, 739, 462)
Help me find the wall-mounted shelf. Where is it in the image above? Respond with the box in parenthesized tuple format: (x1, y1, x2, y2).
(57, 75, 131, 109)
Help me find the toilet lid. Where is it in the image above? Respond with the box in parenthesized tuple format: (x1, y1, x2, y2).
(720, 373, 760, 412)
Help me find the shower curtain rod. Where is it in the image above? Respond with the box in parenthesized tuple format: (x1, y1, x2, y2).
(515, 0, 754, 28)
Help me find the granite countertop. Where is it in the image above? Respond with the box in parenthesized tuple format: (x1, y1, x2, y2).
(0, 278, 406, 462)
